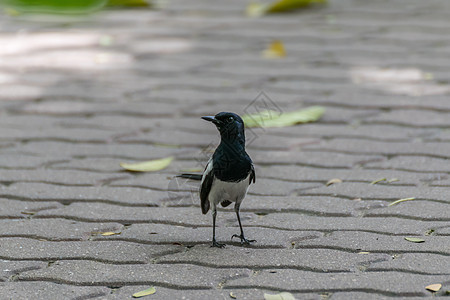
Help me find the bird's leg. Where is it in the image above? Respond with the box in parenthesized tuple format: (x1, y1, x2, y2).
(211, 209, 225, 248)
(231, 203, 256, 245)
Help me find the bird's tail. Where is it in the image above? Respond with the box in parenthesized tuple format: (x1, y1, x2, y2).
(177, 173, 203, 181)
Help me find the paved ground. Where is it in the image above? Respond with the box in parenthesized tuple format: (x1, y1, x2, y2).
(0, 0, 449, 299)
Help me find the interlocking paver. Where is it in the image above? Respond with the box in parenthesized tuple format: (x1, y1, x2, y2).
(1, 0, 450, 297)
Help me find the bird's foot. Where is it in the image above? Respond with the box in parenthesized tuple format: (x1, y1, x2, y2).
(231, 234, 256, 245)
(211, 240, 225, 248)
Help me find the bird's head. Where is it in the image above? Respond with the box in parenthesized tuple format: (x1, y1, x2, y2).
(202, 112, 246, 143)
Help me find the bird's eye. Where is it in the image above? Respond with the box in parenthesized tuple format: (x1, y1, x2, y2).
(228, 116, 234, 122)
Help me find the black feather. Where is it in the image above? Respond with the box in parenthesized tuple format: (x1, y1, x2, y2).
(177, 173, 202, 181)
(200, 163, 213, 214)
(221, 200, 232, 207)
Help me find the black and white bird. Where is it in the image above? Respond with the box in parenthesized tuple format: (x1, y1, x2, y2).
(180, 112, 256, 248)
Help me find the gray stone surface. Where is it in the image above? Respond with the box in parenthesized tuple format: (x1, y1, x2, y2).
(1, 0, 450, 297)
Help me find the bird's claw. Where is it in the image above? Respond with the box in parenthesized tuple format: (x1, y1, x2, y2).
(231, 234, 256, 245)
(211, 240, 226, 248)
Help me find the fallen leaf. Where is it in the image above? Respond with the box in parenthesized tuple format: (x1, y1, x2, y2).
(262, 40, 286, 58)
(242, 106, 325, 128)
(358, 251, 370, 254)
(264, 292, 296, 300)
(326, 178, 342, 186)
(404, 237, 425, 243)
(132, 287, 156, 298)
(21, 211, 36, 215)
(370, 178, 386, 185)
(120, 156, 174, 172)
(101, 232, 121, 236)
(247, 0, 326, 17)
(388, 178, 399, 183)
(230, 292, 237, 299)
(425, 283, 442, 292)
(388, 197, 416, 207)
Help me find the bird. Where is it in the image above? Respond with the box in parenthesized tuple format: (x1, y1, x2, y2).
(179, 112, 256, 248)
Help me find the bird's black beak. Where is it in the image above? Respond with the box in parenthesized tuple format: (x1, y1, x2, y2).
(201, 116, 219, 125)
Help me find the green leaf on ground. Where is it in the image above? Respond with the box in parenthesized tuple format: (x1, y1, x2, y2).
(404, 237, 425, 243)
(370, 178, 386, 185)
(247, 0, 327, 17)
(425, 283, 442, 292)
(120, 156, 174, 172)
(262, 40, 286, 58)
(242, 106, 324, 128)
(264, 292, 296, 300)
(388, 197, 415, 207)
(132, 287, 156, 298)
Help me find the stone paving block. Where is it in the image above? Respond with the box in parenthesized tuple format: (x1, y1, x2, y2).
(0, 282, 109, 300)
(0, 154, 66, 169)
(18, 261, 252, 288)
(1, 182, 168, 206)
(295, 231, 449, 255)
(365, 156, 450, 173)
(0, 260, 46, 280)
(300, 182, 449, 204)
(106, 223, 325, 248)
(303, 139, 450, 159)
(0, 169, 133, 186)
(259, 165, 447, 185)
(0, 219, 124, 241)
(363, 200, 450, 220)
(365, 110, 450, 127)
(0, 238, 182, 264)
(248, 214, 447, 235)
(158, 245, 391, 273)
(5, 141, 188, 161)
(367, 253, 450, 275)
(225, 270, 449, 297)
(0, 199, 62, 218)
(249, 150, 385, 168)
(109, 285, 320, 300)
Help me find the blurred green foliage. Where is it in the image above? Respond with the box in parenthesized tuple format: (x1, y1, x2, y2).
(3, 0, 149, 15)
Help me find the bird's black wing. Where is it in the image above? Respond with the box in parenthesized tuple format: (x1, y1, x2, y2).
(249, 164, 256, 184)
(200, 160, 213, 214)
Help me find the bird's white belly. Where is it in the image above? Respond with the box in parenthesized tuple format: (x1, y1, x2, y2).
(208, 175, 250, 205)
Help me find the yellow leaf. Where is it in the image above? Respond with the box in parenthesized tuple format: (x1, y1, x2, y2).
(264, 292, 296, 300)
(388, 197, 415, 207)
(358, 251, 370, 254)
(425, 283, 442, 292)
(370, 178, 386, 185)
(101, 232, 121, 236)
(242, 106, 324, 128)
(230, 292, 237, 299)
(326, 178, 342, 186)
(120, 156, 174, 172)
(246, 3, 267, 17)
(247, 0, 326, 17)
(404, 237, 425, 243)
(267, 0, 327, 13)
(263, 40, 286, 58)
(132, 287, 156, 298)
